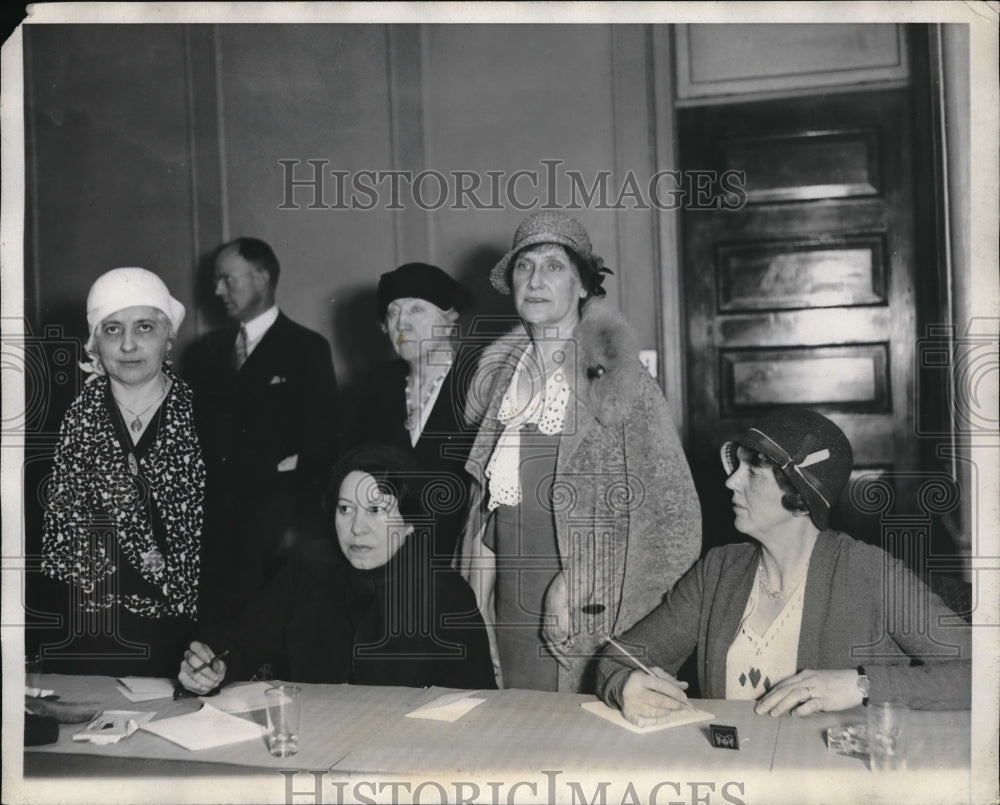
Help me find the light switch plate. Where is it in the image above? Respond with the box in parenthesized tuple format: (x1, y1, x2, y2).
(639, 350, 658, 379)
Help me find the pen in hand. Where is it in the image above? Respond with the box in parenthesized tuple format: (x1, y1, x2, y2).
(188, 648, 230, 675)
(174, 649, 230, 700)
(605, 636, 697, 712)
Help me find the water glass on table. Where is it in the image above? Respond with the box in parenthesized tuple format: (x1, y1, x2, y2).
(867, 701, 909, 773)
(265, 685, 301, 757)
(25, 654, 43, 694)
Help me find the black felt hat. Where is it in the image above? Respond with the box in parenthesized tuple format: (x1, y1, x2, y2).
(376, 263, 472, 321)
(720, 408, 854, 530)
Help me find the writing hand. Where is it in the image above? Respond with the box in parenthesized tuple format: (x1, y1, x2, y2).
(620, 667, 691, 727)
(177, 640, 227, 695)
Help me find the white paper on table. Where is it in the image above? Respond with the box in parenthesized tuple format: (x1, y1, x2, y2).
(139, 703, 269, 751)
(205, 681, 277, 714)
(580, 700, 714, 734)
(25, 688, 55, 699)
(116, 677, 175, 702)
(73, 710, 156, 744)
(405, 691, 486, 722)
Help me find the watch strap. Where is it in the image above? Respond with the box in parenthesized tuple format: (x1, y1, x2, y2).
(856, 664, 871, 706)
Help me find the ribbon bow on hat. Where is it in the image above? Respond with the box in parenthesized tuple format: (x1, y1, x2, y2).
(720, 408, 854, 531)
(747, 429, 833, 507)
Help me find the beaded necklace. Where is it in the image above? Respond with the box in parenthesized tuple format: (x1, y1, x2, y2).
(757, 556, 810, 601)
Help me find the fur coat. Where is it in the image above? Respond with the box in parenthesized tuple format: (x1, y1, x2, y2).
(458, 298, 702, 692)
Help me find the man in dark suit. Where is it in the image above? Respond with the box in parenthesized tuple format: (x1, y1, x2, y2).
(185, 237, 339, 619)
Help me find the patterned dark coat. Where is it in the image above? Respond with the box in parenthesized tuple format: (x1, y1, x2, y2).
(41, 365, 204, 618)
(458, 298, 702, 692)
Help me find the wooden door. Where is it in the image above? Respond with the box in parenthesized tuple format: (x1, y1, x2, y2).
(679, 89, 925, 553)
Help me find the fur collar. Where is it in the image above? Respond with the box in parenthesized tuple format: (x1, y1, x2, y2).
(474, 298, 644, 427)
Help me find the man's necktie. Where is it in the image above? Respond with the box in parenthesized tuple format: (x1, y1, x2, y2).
(233, 325, 248, 370)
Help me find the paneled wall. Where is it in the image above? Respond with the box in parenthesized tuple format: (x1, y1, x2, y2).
(213, 24, 402, 385)
(25, 24, 667, 402)
(25, 25, 199, 347)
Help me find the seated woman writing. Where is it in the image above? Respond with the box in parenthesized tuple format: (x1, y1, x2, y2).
(597, 409, 971, 726)
(178, 444, 496, 693)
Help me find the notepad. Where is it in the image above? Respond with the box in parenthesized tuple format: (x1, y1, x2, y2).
(405, 691, 486, 722)
(206, 681, 276, 714)
(580, 700, 714, 734)
(139, 703, 269, 751)
(117, 677, 175, 702)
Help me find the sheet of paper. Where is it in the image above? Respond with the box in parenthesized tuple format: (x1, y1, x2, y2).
(405, 691, 486, 722)
(118, 677, 175, 695)
(580, 700, 714, 734)
(24, 687, 55, 699)
(116, 677, 175, 702)
(205, 681, 276, 714)
(73, 710, 156, 745)
(139, 703, 268, 751)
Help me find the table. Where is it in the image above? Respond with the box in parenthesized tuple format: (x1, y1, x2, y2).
(18, 675, 972, 805)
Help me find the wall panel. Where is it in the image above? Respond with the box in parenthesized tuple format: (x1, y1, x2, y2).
(26, 25, 197, 349)
(216, 24, 399, 385)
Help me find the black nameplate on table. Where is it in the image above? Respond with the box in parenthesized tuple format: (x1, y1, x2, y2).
(710, 723, 740, 750)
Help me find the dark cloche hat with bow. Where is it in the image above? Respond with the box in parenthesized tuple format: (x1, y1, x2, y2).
(720, 408, 854, 530)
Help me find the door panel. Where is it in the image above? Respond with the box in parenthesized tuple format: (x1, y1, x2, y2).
(679, 89, 920, 552)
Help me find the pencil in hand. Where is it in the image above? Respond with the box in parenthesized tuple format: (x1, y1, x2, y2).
(188, 648, 230, 675)
(604, 636, 697, 712)
(174, 649, 230, 700)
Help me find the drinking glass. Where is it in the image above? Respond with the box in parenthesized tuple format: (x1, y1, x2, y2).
(867, 701, 909, 773)
(265, 685, 301, 757)
(25, 654, 43, 693)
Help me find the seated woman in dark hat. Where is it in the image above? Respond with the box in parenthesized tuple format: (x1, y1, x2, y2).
(177, 443, 496, 693)
(353, 263, 476, 560)
(597, 408, 971, 726)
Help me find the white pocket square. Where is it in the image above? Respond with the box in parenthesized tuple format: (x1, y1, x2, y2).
(268, 375, 287, 385)
(277, 455, 298, 472)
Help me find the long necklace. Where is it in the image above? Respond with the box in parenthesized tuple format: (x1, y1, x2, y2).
(114, 375, 168, 434)
(757, 557, 810, 600)
(404, 358, 452, 432)
(109, 382, 167, 575)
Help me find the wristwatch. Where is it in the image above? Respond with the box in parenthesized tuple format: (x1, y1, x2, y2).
(856, 665, 871, 706)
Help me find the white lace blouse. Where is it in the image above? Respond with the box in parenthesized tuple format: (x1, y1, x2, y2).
(485, 345, 570, 510)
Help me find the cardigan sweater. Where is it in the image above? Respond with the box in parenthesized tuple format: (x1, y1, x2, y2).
(598, 530, 971, 710)
(458, 298, 702, 692)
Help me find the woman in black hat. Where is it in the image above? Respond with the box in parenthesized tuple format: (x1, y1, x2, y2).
(178, 443, 496, 693)
(596, 408, 971, 726)
(354, 263, 475, 560)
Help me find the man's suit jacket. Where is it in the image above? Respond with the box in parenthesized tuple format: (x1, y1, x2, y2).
(185, 312, 339, 504)
(185, 312, 339, 617)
